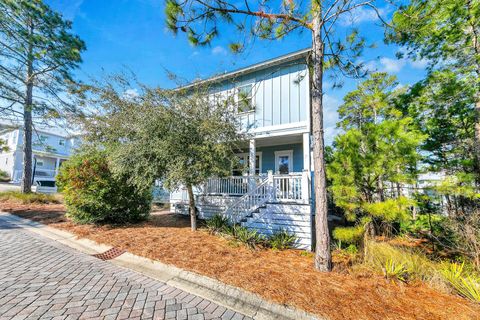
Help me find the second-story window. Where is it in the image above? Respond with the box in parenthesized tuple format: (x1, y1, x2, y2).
(59, 139, 65, 146)
(236, 84, 254, 113)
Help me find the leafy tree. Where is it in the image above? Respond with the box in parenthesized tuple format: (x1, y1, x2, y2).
(0, 0, 86, 193)
(164, 0, 387, 272)
(77, 77, 244, 231)
(328, 73, 424, 247)
(397, 70, 476, 175)
(388, 0, 480, 175)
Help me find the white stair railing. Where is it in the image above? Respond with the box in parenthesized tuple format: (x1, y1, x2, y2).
(223, 174, 273, 223)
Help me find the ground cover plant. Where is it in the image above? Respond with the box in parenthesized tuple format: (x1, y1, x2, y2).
(0, 191, 60, 204)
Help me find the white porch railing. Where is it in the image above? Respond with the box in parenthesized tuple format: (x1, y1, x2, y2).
(223, 176, 273, 223)
(204, 176, 263, 195)
(273, 173, 303, 202)
(205, 171, 310, 204)
(13, 169, 57, 182)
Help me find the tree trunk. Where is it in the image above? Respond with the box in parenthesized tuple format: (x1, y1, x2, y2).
(311, 12, 332, 272)
(21, 21, 34, 194)
(187, 184, 197, 231)
(474, 98, 480, 179)
(21, 88, 33, 194)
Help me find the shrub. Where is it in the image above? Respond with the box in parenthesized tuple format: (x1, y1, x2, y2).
(0, 191, 60, 204)
(56, 149, 151, 224)
(267, 229, 297, 250)
(231, 224, 265, 249)
(383, 258, 410, 282)
(0, 169, 10, 182)
(206, 215, 231, 234)
(440, 263, 480, 302)
(333, 225, 364, 246)
(363, 241, 436, 282)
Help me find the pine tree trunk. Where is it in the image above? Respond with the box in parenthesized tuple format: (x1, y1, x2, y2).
(187, 184, 197, 231)
(474, 98, 480, 178)
(21, 32, 34, 194)
(21, 88, 33, 194)
(311, 12, 332, 272)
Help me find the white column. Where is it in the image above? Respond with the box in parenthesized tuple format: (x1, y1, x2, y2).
(302, 133, 311, 204)
(302, 132, 311, 171)
(249, 139, 256, 192)
(249, 139, 256, 176)
(55, 158, 60, 175)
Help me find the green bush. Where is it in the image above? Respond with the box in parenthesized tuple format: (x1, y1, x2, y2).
(231, 224, 265, 249)
(0, 169, 9, 182)
(333, 225, 365, 246)
(206, 215, 231, 234)
(0, 191, 59, 204)
(267, 229, 297, 250)
(56, 149, 152, 224)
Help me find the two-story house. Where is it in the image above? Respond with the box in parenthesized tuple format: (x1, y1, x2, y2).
(170, 48, 317, 249)
(0, 126, 80, 184)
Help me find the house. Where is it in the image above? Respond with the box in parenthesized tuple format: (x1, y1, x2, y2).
(170, 48, 318, 249)
(0, 126, 80, 185)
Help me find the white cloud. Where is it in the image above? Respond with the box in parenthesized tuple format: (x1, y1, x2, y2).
(340, 6, 388, 26)
(123, 88, 139, 99)
(410, 58, 429, 69)
(212, 46, 227, 55)
(379, 57, 406, 73)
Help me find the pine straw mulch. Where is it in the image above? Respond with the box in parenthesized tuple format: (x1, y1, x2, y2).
(1, 201, 479, 320)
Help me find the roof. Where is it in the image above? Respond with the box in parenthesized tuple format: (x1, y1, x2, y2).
(179, 47, 311, 90)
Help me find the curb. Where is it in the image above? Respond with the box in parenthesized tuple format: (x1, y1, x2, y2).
(0, 212, 323, 320)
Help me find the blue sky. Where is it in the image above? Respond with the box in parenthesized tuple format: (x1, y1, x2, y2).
(46, 0, 429, 144)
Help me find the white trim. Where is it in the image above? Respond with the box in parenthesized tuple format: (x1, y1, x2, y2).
(274, 150, 293, 174)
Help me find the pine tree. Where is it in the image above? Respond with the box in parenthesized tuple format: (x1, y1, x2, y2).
(0, 0, 85, 192)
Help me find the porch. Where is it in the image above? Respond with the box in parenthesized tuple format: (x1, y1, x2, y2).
(12, 154, 67, 183)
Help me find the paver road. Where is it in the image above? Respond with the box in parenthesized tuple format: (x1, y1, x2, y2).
(0, 219, 249, 320)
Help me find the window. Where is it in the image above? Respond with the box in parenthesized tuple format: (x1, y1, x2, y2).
(36, 160, 44, 167)
(232, 153, 261, 176)
(236, 84, 254, 113)
(59, 139, 65, 146)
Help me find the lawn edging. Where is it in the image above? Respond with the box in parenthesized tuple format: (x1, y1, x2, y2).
(0, 212, 323, 320)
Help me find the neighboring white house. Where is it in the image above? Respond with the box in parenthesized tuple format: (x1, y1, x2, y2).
(170, 48, 316, 249)
(0, 126, 80, 184)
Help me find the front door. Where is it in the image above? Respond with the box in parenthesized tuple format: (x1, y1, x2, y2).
(275, 150, 293, 174)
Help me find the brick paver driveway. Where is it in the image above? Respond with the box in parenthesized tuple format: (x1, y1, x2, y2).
(0, 219, 248, 320)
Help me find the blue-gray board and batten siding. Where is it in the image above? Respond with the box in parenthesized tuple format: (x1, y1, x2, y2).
(211, 61, 309, 130)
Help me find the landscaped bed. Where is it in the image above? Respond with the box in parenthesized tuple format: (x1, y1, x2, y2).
(1, 200, 479, 320)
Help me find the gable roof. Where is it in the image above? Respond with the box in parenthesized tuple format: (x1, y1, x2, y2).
(180, 48, 310, 90)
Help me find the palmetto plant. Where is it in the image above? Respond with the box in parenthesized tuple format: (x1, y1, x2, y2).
(382, 258, 410, 283)
(441, 263, 480, 302)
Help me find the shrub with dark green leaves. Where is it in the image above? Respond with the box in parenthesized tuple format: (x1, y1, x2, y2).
(267, 229, 297, 250)
(206, 215, 231, 234)
(56, 149, 151, 224)
(231, 224, 265, 249)
(0, 169, 10, 182)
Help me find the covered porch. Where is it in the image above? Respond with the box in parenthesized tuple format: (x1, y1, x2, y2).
(203, 132, 312, 204)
